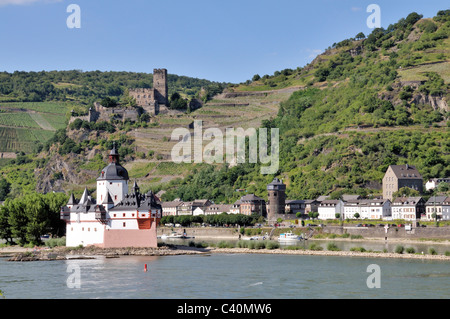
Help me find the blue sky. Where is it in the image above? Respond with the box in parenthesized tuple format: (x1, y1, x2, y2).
(0, 0, 448, 83)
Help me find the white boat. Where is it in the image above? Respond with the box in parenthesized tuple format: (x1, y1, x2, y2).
(277, 232, 303, 243)
(160, 231, 194, 240)
(243, 236, 266, 241)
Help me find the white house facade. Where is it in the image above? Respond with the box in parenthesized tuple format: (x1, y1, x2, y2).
(317, 199, 344, 220)
(343, 199, 391, 220)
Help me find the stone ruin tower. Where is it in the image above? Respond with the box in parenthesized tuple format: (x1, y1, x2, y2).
(128, 68, 169, 116)
(153, 68, 168, 106)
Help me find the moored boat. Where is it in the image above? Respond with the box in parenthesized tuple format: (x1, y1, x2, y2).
(277, 232, 303, 243)
(160, 231, 194, 240)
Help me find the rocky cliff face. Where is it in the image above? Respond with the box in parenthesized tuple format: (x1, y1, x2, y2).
(412, 93, 448, 112)
(379, 80, 448, 112)
(35, 151, 98, 194)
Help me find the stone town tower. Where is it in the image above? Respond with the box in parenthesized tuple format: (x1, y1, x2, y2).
(267, 178, 286, 221)
(153, 68, 168, 106)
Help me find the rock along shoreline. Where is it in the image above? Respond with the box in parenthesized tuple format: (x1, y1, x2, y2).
(3, 244, 450, 262)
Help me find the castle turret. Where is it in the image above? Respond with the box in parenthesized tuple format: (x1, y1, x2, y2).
(97, 144, 129, 206)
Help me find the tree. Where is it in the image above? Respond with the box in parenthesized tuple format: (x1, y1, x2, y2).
(24, 193, 49, 245)
(101, 97, 117, 108)
(354, 213, 360, 220)
(169, 92, 187, 110)
(314, 67, 330, 82)
(0, 178, 10, 201)
(308, 211, 319, 221)
(44, 192, 69, 237)
(1, 192, 68, 245)
(405, 12, 423, 26)
(355, 32, 366, 40)
(252, 74, 261, 82)
(0, 201, 14, 244)
(392, 187, 420, 200)
(7, 199, 28, 245)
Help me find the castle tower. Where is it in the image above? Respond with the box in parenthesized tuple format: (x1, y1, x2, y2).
(267, 178, 286, 221)
(96, 144, 129, 206)
(153, 68, 168, 106)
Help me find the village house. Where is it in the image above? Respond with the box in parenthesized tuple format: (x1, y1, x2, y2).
(442, 197, 450, 221)
(178, 199, 212, 216)
(229, 200, 241, 214)
(161, 200, 183, 216)
(425, 178, 450, 191)
(391, 197, 425, 221)
(425, 196, 448, 220)
(240, 194, 266, 216)
(343, 199, 391, 220)
(382, 164, 423, 201)
(317, 199, 344, 220)
(283, 199, 319, 218)
(203, 204, 232, 215)
(304, 199, 320, 214)
(285, 200, 307, 214)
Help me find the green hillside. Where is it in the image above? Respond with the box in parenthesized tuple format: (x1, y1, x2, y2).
(160, 10, 450, 202)
(0, 71, 225, 154)
(0, 10, 449, 203)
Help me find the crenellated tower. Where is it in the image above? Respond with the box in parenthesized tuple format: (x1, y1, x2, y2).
(153, 68, 168, 106)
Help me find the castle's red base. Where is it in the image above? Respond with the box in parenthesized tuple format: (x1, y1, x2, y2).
(100, 221, 158, 248)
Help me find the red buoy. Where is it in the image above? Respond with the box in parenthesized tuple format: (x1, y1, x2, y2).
(144, 264, 148, 272)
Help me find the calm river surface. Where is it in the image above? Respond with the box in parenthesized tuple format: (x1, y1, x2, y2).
(1, 252, 449, 299)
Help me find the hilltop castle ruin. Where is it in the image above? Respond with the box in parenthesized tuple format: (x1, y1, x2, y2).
(129, 68, 169, 116)
(70, 69, 169, 124)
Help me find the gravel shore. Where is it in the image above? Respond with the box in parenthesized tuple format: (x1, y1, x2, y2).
(2, 244, 450, 261)
(208, 247, 450, 260)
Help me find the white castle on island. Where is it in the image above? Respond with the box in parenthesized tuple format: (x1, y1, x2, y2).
(60, 145, 162, 248)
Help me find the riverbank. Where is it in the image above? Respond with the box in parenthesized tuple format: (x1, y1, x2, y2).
(208, 247, 450, 261)
(1, 245, 206, 261)
(2, 241, 450, 261)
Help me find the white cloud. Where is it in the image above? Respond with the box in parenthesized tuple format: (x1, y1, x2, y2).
(0, 0, 62, 7)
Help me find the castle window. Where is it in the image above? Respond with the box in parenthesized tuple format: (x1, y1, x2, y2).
(123, 222, 126, 227)
(115, 195, 118, 201)
(123, 213, 126, 217)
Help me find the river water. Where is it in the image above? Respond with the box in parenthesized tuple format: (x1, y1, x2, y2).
(1, 249, 449, 299)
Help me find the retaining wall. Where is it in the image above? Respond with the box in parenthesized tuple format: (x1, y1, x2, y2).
(324, 225, 450, 239)
(158, 226, 450, 240)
